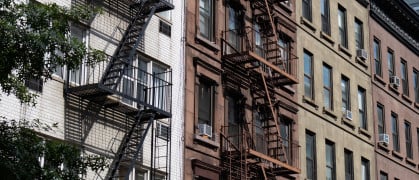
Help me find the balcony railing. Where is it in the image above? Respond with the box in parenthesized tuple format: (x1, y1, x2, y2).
(221, 26, 298, 84)
(66, 56, 172, 115)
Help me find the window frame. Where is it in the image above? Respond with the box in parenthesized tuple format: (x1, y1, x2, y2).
(401, 60, 408, 95)
(323, 64, 333, 110)
(405, 120, 412, 158)
(373, 38, 382, 76)
(338, 5, 347, 48)
(391, 113, 400, 152)
(379, 171, 388, 180)
(157, 122, 169, 141)
(302, 0, 312, 21)
(358, 87, 367, 130)
(325, 140, 335, 180)
(321, 0, 330, 35)
(354, 18, 364, 49)
(377, 103, 385, 134)
(414, 69, 419, 103)
(361, 157, 370, 180)
(306, 130, 317, 180)
(344, 149, 354, 180)
(304, 50, 314, 100)
(199, 0, 215, 41)
(387, 49, 395, 81)
(196, 77, 216, 140)
(159, 20, 171, 37)
(341, 75, 350, 111)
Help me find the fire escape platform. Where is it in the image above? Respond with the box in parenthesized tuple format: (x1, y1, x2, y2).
(247, 149, 300, 175)
(66, 83, 171, 119)
(223, 51, 298, 85)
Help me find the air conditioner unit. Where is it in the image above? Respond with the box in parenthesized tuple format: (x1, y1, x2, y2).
(198, 124, 212, 138)
(390, 76, 400, 87)
(356, 49, 368, 61)
(344, 110, 353, 120)
(378, 133, 390, 145)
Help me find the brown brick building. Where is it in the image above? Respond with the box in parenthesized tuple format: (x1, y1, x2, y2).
(369, 0, 419, 179)
(183, 0, 300, 179)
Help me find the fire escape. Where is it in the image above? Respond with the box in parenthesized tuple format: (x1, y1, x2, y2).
(65, 0, 174, 179)
(221, 0, 300, 179)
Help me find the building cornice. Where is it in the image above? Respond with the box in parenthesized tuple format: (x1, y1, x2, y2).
(370, 2, 419, 55)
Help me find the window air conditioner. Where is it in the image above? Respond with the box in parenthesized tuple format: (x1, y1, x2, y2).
(378, 133, 389, 145)
(356, 49, 368, 61)
(390, 76, 400, 87)
(198, 124, 212, 138)
(344, 110, 353, 120)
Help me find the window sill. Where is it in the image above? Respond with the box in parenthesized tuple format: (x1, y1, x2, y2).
(392, 150, 404, 160)
(281, 85, 296, 95)
(195, 34, 220, 53)
(279, 3, 293, 14)
(374, 74, 387, 86)
(358, 127, 371, 139)
(300, 16, 316, 32)
(355, 57, 368, 68)
(323, 107, 337, 119)
(194, 134, 219, 149)
(388, 84, 400, 95)
(402, 94, 413, 104)
(341, 117, 355, 130)
(303, 96, 319, 109)
(338, 44, 352, 57)
(320, 31, 335, 45)
(356, 0, 370, 7)
(414, 102, 419, 109)
(378, 142, 390, 152)
(406, 157, 416, 167)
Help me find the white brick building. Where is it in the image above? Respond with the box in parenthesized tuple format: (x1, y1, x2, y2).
(0, 0, 184, 179)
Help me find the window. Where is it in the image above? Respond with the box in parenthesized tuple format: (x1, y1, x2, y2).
(226, 95, 239, 146)
(414, 69, 419, 103)
(341, 76, 350, 111)
(199, 0, 214, 41)
(227, 5, 242, 52)
(344, 149, 354, 180)
(306, 130, 316, 180)
(374, 39, 382, 76)
(326, 140, 335, 180)
(302, 0, 312, 21)
(157, 122, 169, 141)
(391, 113, 399, 151)
(254, 23, 264, 58)
(358, 87, 367, 129)
(69, 25, 87, 84)
(159, 20, 171, 37)
(377, 103, 385, 134)
(323, 64, 333, 109)
(198, 80, 215, 133)
(304, 51, 314, 99)
(280, 118, 292, 162)
(401, 60, 408, 95)
(361, 158, 370, 180)
(321, 0, 330, 35)
(25, 78, 43, 92)
(405, 121, 412, 158)
(254, 110, 266, 153)
(380, 171, 388, 180)
(387, 49, 395, 81)
(338, 5, 347, 48)
(354, 18, 363, 49)
(278, 36, 291, 73)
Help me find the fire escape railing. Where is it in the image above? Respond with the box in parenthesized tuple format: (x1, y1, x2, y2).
(221, 26, 298, 84)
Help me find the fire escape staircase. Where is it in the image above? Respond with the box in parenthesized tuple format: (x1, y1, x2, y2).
(221, 0, 300, 178)
(65, 0, 173, 180)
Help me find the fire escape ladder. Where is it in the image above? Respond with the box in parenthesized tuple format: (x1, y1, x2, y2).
(99, 2, 157, 92)
(108, 110, 156, 180)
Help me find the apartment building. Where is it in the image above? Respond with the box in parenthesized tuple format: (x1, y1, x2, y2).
(369, 0, 419, 179)
(0, 0, 184, 179)
(184, 0, 300, 179)
(296, 0, 375, 180)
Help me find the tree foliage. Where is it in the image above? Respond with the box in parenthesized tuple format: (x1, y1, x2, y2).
(0, 0, 105, 105)
(0, 118, 107, 179)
